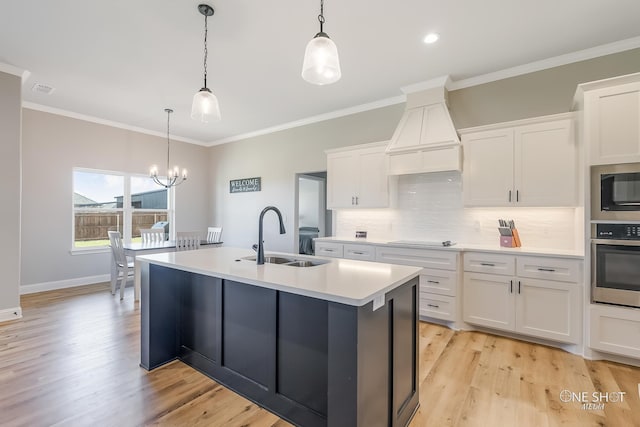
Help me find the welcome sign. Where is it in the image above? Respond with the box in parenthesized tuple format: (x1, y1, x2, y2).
(230, 177, 261, 193)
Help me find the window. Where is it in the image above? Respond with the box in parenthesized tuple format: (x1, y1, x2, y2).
(72, 169, 172, 250)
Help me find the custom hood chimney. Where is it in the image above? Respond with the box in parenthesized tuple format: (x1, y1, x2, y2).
(386, 76, 461, 175)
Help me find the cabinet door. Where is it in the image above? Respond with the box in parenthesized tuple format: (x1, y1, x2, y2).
(588, 82, 640, 165)
(514, 119, 577, 206)
(327, 151, 357, 208)
(356, 148, 388, 208)
(463, 272, 515, 331)
(515, 278, 581, 344)
(462, 129, 515, 206)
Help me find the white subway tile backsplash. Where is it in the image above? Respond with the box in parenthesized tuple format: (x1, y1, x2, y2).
(335, 172, 580, 250)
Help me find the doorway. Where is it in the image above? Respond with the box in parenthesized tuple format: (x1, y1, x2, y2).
(295, 172, 332, 255)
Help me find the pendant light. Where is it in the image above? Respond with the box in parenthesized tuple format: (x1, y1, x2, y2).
(191, 4, 221, 123)
(302, 0, 341, 85)
(150, 109, 187, 188)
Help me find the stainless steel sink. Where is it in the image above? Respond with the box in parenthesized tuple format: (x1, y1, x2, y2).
(242, 255, 328, 267)
(243, 255, 291, 264)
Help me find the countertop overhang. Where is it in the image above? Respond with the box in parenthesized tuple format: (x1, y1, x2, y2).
(137, 246, 422, 307)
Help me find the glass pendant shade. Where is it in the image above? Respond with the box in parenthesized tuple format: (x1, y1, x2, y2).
(191, 88, 221, 123)
(302, 34, 341, 85)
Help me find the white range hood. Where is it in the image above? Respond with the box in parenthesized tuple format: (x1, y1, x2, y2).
(386, 76, 461, 175)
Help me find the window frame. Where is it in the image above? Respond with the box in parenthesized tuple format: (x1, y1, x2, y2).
(71, 167, 174, 253)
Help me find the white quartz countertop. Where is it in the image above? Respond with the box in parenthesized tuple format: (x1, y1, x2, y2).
(137, 247, 422, 307)
(315, 237, 584, 259)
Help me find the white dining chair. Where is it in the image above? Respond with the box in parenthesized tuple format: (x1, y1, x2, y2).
(207, 226, 223, 243)
(176, 232, 201, 251)
(140, 228, 165, 244)
(108, 231, 135, 300)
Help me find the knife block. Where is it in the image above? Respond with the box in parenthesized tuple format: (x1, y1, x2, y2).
(500, 236, 514, 247)
(499, 230, 522, 247)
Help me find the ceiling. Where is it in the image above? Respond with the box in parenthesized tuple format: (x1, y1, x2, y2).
(2, 1, 640, 146)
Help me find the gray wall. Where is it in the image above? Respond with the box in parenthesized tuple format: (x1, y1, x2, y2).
(449, 47, 640, 129)
(209, 48, 640, 252)
(208, 105, 405, 253)
(21, 109, 210, 288)
(0, 71, 22, 313)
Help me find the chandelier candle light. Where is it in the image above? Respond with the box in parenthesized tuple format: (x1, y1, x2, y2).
(302, 0, 341, 85)
(150, 109, 187, 188)
(191, 4, 221, 123)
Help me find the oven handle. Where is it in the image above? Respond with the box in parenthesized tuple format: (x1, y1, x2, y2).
(591, 239, 640, 246)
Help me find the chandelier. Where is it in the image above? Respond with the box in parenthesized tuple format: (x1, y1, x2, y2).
(150, 109, 187, 188)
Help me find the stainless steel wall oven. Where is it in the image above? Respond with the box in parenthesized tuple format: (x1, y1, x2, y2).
(591, 223, 640, 308)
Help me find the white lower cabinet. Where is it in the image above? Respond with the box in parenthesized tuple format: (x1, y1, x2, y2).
(463, 252, 582, 344)
(375, 246, 460, 322)
(314, 241, 344, 258)
(590, 304, 640, 359)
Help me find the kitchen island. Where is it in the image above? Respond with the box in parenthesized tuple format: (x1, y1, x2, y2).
(138, 247, 421, 427)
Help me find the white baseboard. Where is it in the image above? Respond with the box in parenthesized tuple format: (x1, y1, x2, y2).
(20, 274, 110, 295)
(0, 306, 22, 323)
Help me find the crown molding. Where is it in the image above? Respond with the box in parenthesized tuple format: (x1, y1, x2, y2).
(22, 102, 208, 146)
(448, 35, 640, 91)
(208, 95, 406, 146)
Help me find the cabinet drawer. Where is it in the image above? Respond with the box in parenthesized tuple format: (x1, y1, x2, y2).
(516, 256, 581, 283)
(463, 252, 515, 275)
(375, 246, 458, 270)
(419, 293, 456, 321)
(315, 242, 344, 258)
(343, 244, 376, 261)
(420, 269, 457, 297)
(590, 305, 640, 359)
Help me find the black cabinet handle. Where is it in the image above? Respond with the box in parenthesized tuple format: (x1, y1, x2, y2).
(481, 263, 495, 267)
(538, 268, 556, 272)
(516, 190, 519, 202)
(352, 251, 364, 255)
(324, 249, 334, 252)
(518, 281, 521, 294)
(427, 280, 440, 284)
(508, 190, 512, 202)
(510, 280, 513, 293)
(427, 304, 440, 308)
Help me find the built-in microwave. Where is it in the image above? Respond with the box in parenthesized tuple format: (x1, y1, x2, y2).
(591, 162, 640, 221)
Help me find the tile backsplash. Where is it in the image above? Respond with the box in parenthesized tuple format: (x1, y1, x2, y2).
(335, 172, 583, 250)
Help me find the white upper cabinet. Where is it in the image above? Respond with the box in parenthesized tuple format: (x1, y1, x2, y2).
(462, 115, 577, 207)
(326, 141, 389, 209)
(584, 80, 640, 165)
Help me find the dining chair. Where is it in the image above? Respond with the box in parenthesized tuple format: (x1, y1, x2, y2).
(207, 226, 223, 243)
(176, 232, 201, 251)
(108, 231, 135, 300)
(140, 228, 165, 244)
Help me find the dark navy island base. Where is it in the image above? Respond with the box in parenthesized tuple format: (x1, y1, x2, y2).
(140, 263, 419, 427)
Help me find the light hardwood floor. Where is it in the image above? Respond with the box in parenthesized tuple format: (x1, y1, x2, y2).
(1, 284, 639, 427)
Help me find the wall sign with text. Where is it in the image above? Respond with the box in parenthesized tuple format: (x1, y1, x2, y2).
(230, 177, 261, 193)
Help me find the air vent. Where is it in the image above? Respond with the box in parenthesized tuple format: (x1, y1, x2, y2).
(31, 83, 55, 95)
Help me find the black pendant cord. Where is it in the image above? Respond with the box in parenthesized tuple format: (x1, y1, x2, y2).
(318, 0, 325, 33)
(203, 13, 208, 88)
(166, 110, 171, 183)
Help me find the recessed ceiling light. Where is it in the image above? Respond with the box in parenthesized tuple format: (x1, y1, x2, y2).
(423, 33, 440, 44)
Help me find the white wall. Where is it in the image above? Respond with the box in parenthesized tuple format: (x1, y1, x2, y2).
(20, 109, 210, 291)
(0, 71, 22, 318)
(335, 172, 580, 250)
